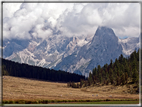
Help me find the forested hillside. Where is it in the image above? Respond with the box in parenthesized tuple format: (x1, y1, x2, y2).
(2, 58, 85, 82)
(68, 50, 139, 90)
(87, 50, 139, 86)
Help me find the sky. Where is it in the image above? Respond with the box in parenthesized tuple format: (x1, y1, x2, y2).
(2, 2, 141, 40)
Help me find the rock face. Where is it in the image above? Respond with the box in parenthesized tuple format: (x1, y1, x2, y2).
(3, 39, 30, 58)
(4, 36, 86, 68)
(54, 26, 123, 77)
(118, 37, 139, 56)
(2, 26, 139, 77)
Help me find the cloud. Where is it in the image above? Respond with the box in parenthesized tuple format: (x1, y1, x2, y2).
(34, 24, 53, 39)
(100, 3, 140, 37)
(3, 3, 22, 18)
(3, 3, 140, 40)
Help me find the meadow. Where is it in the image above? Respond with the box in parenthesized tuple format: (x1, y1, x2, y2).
(3, 76, 139, 104)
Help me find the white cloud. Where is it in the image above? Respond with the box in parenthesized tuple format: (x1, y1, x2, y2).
(34, 24, 53, 39)
(100, 3, 140, 37)
(3, 3, 140, 40)
(3, 3, 22, 18)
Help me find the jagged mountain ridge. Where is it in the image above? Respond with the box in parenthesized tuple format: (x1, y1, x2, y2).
(54, 26, 124, 76)
(4, 35, 89, 68)
(118, 37, 139, 56)
(2, 26, 139, 77)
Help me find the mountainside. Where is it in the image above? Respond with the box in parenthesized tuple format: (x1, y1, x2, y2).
(4, 36, 88, 68)
(2, 58, 85, 82)
(2, 26, 139, 77)
(54, 26, 123, 76)
(118, 37, 139, 56)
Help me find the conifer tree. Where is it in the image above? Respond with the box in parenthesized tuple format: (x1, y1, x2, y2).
(121, 73, 125, 85)
(110, 74, 114, 85)
(102, 70, 105, 78)
(116, 76, 121, 85)
(125, 72, 128, 84)
(110, 59, 113, 68)
(132, 68, 138, 84)
(2, 65, 9, 76)
(88, 72, 93, 85)
(93, 67, 97, 76)
(119, 54, 123, 63)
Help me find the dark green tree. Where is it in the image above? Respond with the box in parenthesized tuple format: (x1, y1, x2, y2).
(132, 68, 139, 84)
(121, 73, 125, 85)
(93, 67, 97, 76)
(88, 72, 93, 86)
(125, 72, 128, 84)
(2, 65, 9, 76)
(116, 76, 121, 85)
(119, 54, 123, 63)
(110, 75, 114, 85)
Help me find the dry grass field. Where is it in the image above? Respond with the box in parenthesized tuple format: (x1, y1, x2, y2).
(3, 76, 139, 101)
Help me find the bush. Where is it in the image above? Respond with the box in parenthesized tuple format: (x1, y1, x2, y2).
(106, 99, 110, 101)
(3, 101, 9, 104)
(42, 100, 48, 104)
(15, 100, 19, 104)
(8, 100, 14, 104)
(25, 100, 32, 104)
(71, 82, 77, 88)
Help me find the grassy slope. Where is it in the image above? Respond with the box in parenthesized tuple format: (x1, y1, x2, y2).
(3, 76, 139, 102)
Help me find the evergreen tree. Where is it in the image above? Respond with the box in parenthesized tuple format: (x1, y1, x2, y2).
(119, 54, 123, 63)
(110, 74, 114, 85)
(93, 67, 97, 76)
(121, 73, 125, 85)
(93, 76, 97, 84)
(116, 76, 121, 85)
(110, 59, 113, 68)
(105, 79, 109, 85)
(132, 68, 139, 84)
(125, 72, 128, 84)
(88, 72, 93, 86)
(2, 65, 9, 76)
(97, 65, 101, 73)
(102, 70, 105, 78)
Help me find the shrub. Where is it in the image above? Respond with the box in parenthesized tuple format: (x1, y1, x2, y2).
(15, 100, 19, 104)
(25, 100, 32, 104)
(106, 99, 110, 101)
(71, 82, 77, 88)
(8, 100, 14, 104)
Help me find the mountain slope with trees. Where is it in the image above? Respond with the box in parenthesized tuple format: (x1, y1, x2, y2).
(2, 58, 85, 82)
(68, 49, 139, 92)
(88, 50, 139, 86)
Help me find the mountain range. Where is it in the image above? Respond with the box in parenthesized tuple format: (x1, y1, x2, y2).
(2, 26, 139, 77)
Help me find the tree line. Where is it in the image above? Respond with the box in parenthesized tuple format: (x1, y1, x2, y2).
(2, 58, 85, 82)
(68, 50, 139, 89)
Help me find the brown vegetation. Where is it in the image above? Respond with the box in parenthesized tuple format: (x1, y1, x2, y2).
(3, 76, 139, 101)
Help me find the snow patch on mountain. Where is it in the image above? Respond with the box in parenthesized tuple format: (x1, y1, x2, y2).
(3, 26, 140, 77)
(54, 26, 124, 77)
(119, 37, 139, 56)
(77, 39, 89, 47)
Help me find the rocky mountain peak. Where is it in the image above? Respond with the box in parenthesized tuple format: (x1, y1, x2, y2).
(3, 26, 139, 77)
(91, 26, 118, 45)
(96, 26, 115, 36)
(70, 36, 79, 44)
